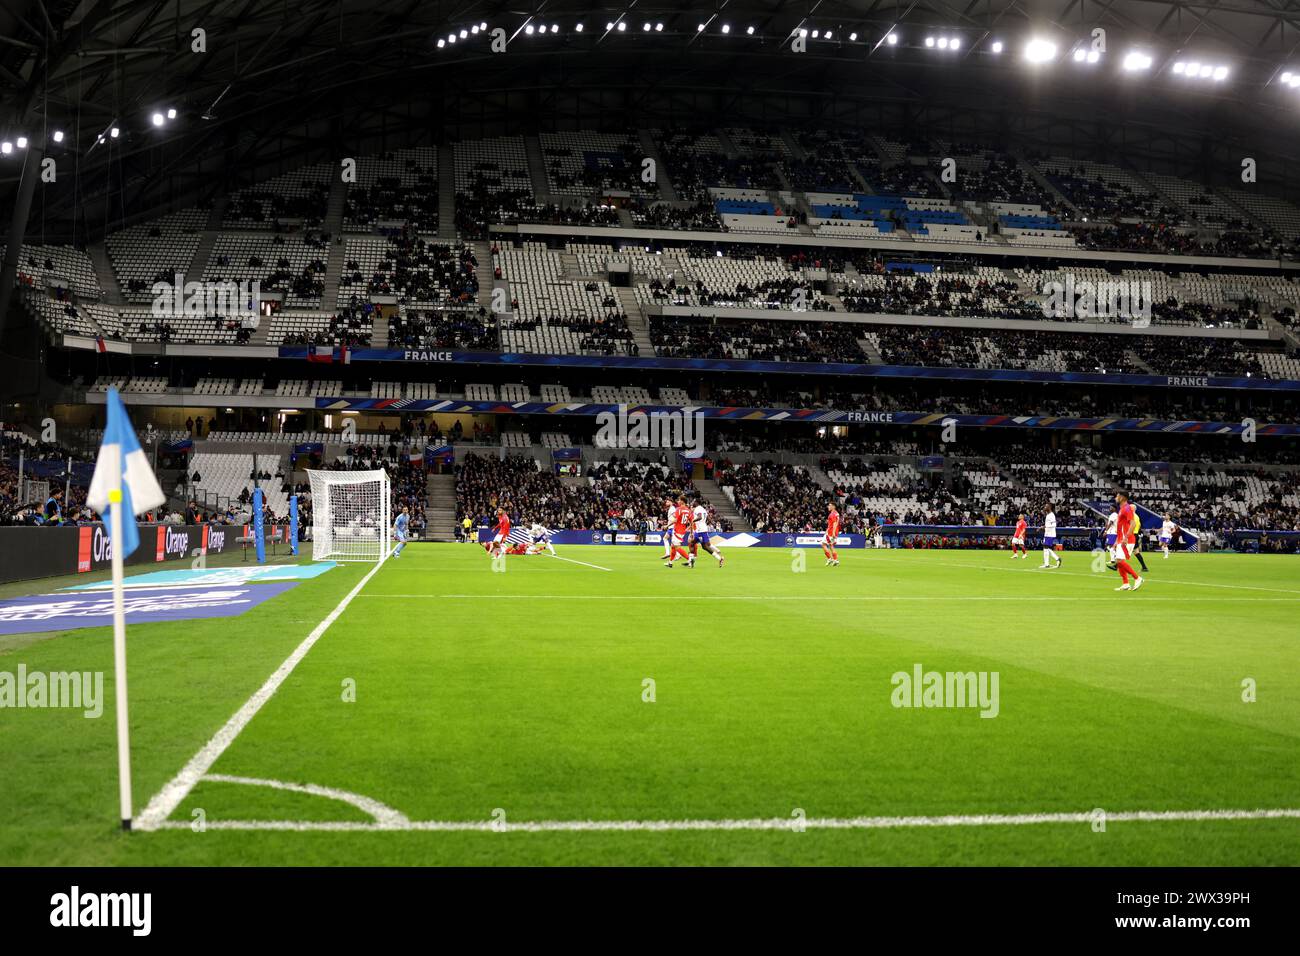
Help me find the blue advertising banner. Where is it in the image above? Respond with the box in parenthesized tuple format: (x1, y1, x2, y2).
(307, 397, 1300, 438)
(280, 346, 1300, 394)
(289, 494, 299, 557)
(253, 487, 266, 564)
(0, 582, 299, 635)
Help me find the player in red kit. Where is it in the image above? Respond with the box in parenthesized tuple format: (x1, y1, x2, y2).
(665, 497, 694, 568)
(1112, 492, 1144, 592)
(823, 502, 841, 566)
(487, 507, 511, 559)
(1011, 513, 1027, 559)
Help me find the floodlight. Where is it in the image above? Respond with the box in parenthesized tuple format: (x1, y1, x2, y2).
(1025, 39, 1057, 63)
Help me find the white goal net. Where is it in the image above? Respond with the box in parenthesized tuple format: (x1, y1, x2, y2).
(308, 469, 391, 563)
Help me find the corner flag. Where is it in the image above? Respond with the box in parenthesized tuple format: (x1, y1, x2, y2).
(87, 388, 165, 556)
(85, 387, 165, 830)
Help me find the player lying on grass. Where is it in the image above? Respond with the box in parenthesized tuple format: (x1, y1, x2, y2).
(525, 522, 556, 556)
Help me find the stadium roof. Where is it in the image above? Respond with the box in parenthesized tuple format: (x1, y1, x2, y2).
(4, 0, 1300, 234)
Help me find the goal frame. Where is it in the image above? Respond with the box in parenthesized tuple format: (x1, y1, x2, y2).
(307, 468, 391, 563)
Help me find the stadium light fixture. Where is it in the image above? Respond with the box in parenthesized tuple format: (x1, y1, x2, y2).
(1024, 38, 1057, 63)
(721, 24, 730, 34)
(643, 22, 651, 32)
(575, 23, 583, 32)
(655, 23, 663, 32)
(1122, 51, 1153, 72)
(480, 22, 486, 30)
(811, 30, 819, 39)
(1072, 48, 1086, 63)
(606, 22, 614, 30)
(825, 31, 833, 39)
(617, 21, 626, 32)
(110, 127, 120, 138)
(696, 23, 705, 31)
(52, 130, 64, 143)
(991, 41, 1003, 54)
(849, 32, 857, 42)
(0, 142, 11, 155)
(167, 108, 177, 119)
(552, 24, 559, 33)
(925, 37, 935, 48)
(748, 26, 756, 36)
(437, 38, 445, 47)
(16, 136, 27, 148)
(471, 25, 479, 34)
(151, 112, 165, 126)
(526, 24, 534, 35)
(886, 32, 899, 45)
(459, 29, 467, 39)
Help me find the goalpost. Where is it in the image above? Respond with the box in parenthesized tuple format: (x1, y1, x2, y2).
(308, 469, 391, 563)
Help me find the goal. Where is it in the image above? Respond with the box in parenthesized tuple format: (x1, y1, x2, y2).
(308, 469, 391, 563)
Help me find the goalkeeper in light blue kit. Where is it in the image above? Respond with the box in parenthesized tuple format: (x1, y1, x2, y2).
(391, 505, 410, 557)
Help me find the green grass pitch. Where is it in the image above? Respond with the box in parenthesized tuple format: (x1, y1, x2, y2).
(1, 544, 1298, 866)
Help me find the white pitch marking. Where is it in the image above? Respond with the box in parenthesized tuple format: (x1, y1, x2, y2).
(937, 558, 1300, 595)
(357, 594, 1300, 602)
(134, 559, 387, 832)
(202, 774, 410, 826)
(145, 806, 1300, 834)
(541, 553, 613, 572)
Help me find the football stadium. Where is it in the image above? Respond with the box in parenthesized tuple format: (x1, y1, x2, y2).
(0, 0, 1298, 919)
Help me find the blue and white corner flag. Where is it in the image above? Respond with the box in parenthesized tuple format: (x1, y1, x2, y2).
(87, 388, 165, 557)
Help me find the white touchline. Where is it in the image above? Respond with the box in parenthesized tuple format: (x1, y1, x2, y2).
(355, 594, 1300, 602)
(134, 560, 387, 832)
(146, 806, 1300, 834)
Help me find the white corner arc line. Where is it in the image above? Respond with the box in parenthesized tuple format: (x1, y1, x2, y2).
(145, 806, 1300, 834)
(201, 774, 409, 826)
(135, 560, 387, 832)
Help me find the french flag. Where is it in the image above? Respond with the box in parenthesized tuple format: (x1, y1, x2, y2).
(85, 388, 166, 557)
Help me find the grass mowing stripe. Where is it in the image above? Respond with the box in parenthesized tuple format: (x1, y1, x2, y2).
(135, 559, 386, 831)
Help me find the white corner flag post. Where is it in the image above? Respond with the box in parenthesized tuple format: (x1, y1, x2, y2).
(86, 388, 166, 831)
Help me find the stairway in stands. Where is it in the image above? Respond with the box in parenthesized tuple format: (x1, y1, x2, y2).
(86, 243, 125, 305)
(523, 135, 553, 203)
(614, 286, 654, 355)
(437, 144, 457, 240)
(425, 472, 459, 541)
(472, 239, 496, 309)
(320, 176, 349, 309)
(637, 129, 678, 201)
(695, 478, 752, 532)
(857, 334, 885, 364)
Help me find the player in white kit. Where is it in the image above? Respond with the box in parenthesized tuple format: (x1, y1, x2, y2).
(1040, 504, 1062, 568)
(1159, 515, 1178, 559)
(690, 500, 725, 566)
